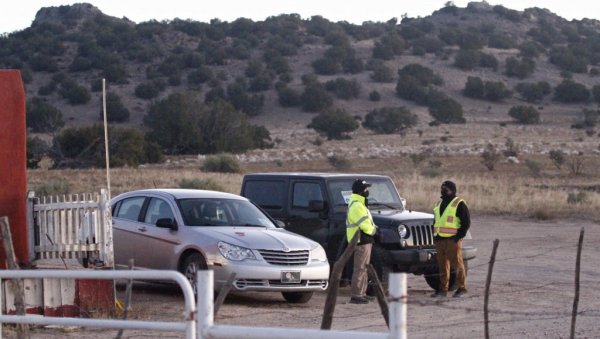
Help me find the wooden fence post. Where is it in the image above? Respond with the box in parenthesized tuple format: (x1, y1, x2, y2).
(367, 264, 389, 327)
(570, 228, 584, 339)
(484, 239, 500, 339)
(0, 216, 30, 338)
(321, 232, 358, 330)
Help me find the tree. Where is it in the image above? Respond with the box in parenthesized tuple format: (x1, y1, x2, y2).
(463, 76, 484, 99)
(325, 78, 361, 99)
(144, 93, 272, 155)
(508, 105, 540, 124)
(515, 82, 551, 102)
(553, 80, 590, 103)
(428, 98, 465, 124)
(307, 108, 359, 140)
(505, 57, 535, 79)
(26, 97, 65, 133)
(100, 92, 130, 123)
(363, 107, 418, 134)
(54, 125, 163, 168)
(481, 143, 500, 171)
(59, 79, 91, 105)
(301, 81, 333, 112)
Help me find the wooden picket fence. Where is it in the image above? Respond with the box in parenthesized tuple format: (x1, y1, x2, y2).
(27, 189, 113, 267)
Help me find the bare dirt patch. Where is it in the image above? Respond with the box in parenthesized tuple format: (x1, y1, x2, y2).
(5, 215, 598, 338)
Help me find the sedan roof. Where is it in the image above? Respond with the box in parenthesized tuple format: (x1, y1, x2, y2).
(114, 188, 246, 201)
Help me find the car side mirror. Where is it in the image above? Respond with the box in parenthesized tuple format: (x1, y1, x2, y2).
(156, 218, 178, 231)
(275, 220, 286, 228)
(308, 200, 326, 212)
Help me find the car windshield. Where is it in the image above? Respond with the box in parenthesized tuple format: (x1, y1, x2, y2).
(328, 178, 403, 210)
(177, 198, 276, 228)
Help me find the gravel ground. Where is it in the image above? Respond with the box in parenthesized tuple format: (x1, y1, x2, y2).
(4, 215, 599, 338)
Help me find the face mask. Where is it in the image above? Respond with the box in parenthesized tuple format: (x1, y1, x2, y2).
(362, 190, 370, 198)
(441, 187, 452, 197)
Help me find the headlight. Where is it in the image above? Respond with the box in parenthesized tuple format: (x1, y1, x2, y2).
(217, 242, 256, 261)
(398, 224, 408, 238)
(310, 245, 328, 262)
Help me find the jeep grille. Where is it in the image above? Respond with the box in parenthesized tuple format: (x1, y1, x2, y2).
(258, 249, 309, 265)
(409, 224, 434, 246)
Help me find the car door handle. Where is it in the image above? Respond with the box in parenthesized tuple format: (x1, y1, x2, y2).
(137, 226, 147, 232)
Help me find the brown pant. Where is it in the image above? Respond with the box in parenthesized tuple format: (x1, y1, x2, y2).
(434, 238, 466, 292)
(351, 243, 372, 298)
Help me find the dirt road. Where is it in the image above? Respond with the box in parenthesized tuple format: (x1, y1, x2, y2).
(7, 216, 600, 338)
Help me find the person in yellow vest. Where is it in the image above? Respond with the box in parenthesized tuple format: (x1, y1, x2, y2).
(431, 180, 470, 298)
(347, 179, 378, 304)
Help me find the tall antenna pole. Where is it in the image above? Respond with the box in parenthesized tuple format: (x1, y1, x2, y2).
(102, 78, 111, 199)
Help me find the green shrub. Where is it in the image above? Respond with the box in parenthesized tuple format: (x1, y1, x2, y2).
(26, 97, 65, 133)
(428, 98, 465, 124)
(202, 154, 242, 173)
(549, 149, 566, 170)
(508, 105, 540, 124)
(484, 81, 512, 101)
(567, 191, 587, 204)
(515, 82, 551, 102)
(307, 108, 359, 140)
(59, 79, 91, 105)
(553, 80, 590, 103)
(454, 50, 480, 70)
(371, 63, 394, 83)
(301, 81, 333, 112)
(226, 80, 265, 116)
(505, 57, 535, 79)
(178, 178, 224, 191)
(35, 179, 70, 197)
(369, 91, 381, 102)
(276, 85, 301, 107)
(463, 76, 484, 99)
(325, 78, 361, 99)
(327, 154, 351, 170)
(524, 159, 542, 176)
(26, 136, 50, 169)
(481, 143, 500, 171)
(363, 107, 418, 134)
(134, 82, 161, 99)
(100, 92, 130, 123)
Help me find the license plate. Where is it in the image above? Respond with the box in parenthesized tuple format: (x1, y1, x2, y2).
(281, 271, 301, 283)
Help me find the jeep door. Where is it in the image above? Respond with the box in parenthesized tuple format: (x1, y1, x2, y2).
(285, 180, 329, 248)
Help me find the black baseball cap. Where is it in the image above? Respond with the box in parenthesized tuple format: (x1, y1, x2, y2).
(352, 179, 371, 193)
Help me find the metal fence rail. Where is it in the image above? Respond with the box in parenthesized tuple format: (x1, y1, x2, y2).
(196, 270, 407, 339)
(0, 270, 195, 339)
(28, 189, 114, 267)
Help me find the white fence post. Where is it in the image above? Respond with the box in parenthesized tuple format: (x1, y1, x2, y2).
(99, 189, 114, 267)
(388, 273, 407, 339)
(198, 270, 214, 339)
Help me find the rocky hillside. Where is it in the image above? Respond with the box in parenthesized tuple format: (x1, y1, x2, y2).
(2, 1, 600, 167)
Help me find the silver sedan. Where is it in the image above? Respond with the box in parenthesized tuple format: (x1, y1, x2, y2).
(111, 189, 329, 303)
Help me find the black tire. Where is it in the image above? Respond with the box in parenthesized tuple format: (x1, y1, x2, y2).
(281, 291, 313, 303)
(424, 261, 468, 291)
(366, 245, 390, 296)
(181, 252, 208, 294)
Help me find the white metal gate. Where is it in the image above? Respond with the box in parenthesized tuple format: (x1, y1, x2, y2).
(27, 189, 114, 267)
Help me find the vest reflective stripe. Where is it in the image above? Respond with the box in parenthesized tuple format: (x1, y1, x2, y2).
(433, 197, 464, 237)
(346, 194, 376, 243)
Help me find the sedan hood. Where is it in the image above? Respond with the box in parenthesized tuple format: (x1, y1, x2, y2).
(191, 226, 318, 251)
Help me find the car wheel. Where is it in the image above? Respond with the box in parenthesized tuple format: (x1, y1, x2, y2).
(281, 291, 313, 303)
(424, 261, 468, 291)
(182, 252, 208, 294)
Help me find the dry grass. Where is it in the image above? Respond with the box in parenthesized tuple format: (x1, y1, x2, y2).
(27, 154, 600, 221)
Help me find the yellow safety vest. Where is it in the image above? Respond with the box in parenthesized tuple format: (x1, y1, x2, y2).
(433, 197, 465, 237)
(346, 194, 376, 243)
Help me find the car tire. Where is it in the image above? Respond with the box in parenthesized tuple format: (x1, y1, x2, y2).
(424, 261, 468, 291)
(281, 291, 313, 303)
(181, 252, 208, 294)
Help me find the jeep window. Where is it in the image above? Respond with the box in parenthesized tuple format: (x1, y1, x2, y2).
(292, 182, 323, 208)
(328, 179, 403, 210)
(243, 180, 285, 209)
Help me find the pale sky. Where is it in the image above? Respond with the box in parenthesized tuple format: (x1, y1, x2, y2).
(3, 1, 600, 35)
